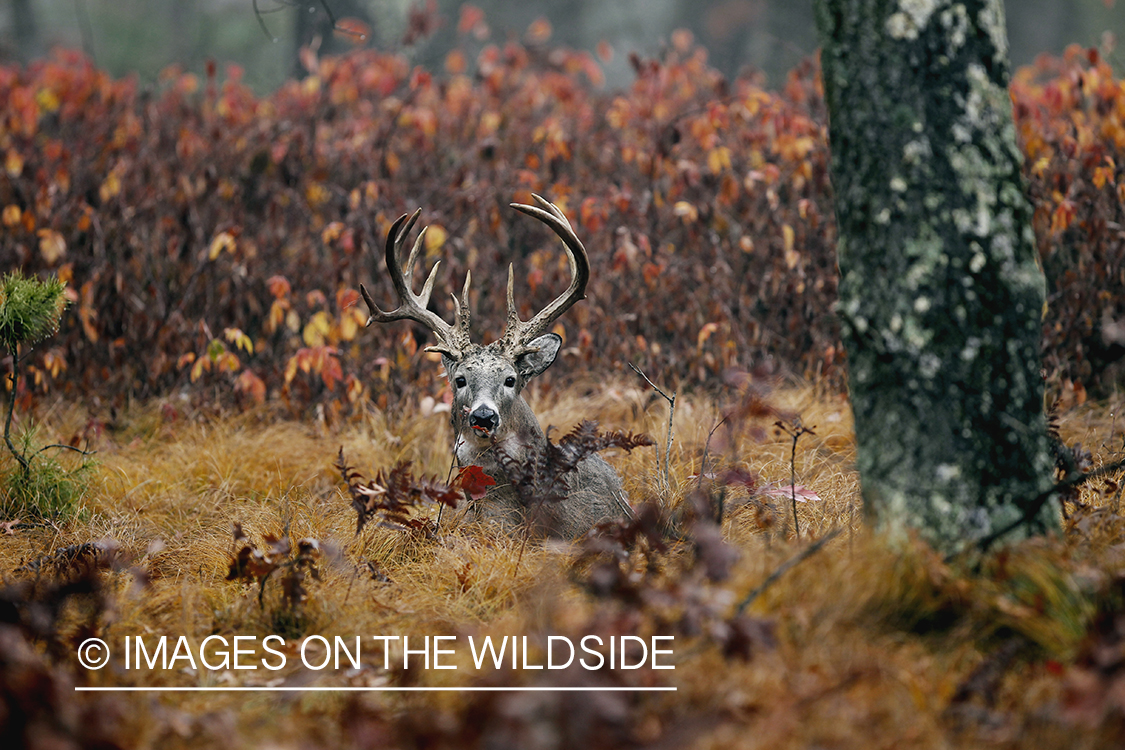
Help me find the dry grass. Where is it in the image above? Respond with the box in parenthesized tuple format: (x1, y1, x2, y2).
(2, 380, 1124, 749)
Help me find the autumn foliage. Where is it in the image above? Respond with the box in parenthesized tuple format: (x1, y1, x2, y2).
(0, 23, 1122, 415)
(1013, 46, 1125, 397)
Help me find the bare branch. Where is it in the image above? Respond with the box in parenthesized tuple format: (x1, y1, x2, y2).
(629, 362, 676, 498)
(736, 528, 841, 614)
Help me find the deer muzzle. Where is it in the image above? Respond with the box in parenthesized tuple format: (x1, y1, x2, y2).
(468, 405, 500, 437)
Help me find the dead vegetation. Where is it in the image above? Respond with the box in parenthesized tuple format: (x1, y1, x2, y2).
(0, 381, 1124, 749)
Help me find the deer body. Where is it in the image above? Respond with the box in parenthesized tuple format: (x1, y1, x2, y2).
(362, 195, 631, 538)
(447, 342, 630, 537)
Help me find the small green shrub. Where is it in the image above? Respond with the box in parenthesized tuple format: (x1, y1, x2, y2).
(0, 271, 82, 522)
(0, 271, 67, 354)
(0, 452, 91, 522)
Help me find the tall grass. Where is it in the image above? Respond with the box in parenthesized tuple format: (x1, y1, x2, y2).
(0, 383, 1122, 748)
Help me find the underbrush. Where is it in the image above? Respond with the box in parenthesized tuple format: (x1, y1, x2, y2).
(0, 382, 1123, 749)
(0, 424, 94, 523)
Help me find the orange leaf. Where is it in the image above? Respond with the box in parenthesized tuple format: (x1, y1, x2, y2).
(672, 28, 694, 52)
(321, 221, 346, 244)
(707, 147, 732, 175)
(284, 354, 300, 386)
(267, 275, 291, 299)
(2, 205, 21, 228)
(319, 348, 343, 390)
(267, 300, 287, 334)
(4, 150, 23, 177)
(333, 17, 371, 44)
(190, 356, 208, 382)
(424, 224, 448, 254)
(37, 230, 66, 265)
(345, 374, 366, 404)
(223, 327, 253, 354)
(445, 49, 467, 75)
(384, 151, 400, 176)
(458, 4, 486, 34)
(782, 224, 799, 269)
(217, 352, 241, 374)
(208, 231, 236, 260)
(235, 370, 267, 404)
(673, 201, 698, 223)
(697, 322, 720, 350)
(1051, 199, 1077, 234)
(99, 171, 121, 202)
(579, 197, 605, 233)
(526, 17, 552, 44)
(457, 465, 497, 500)
(303, 311, 333, 347)
(337, 287, 361, 311)
(79, 282, 98, 342)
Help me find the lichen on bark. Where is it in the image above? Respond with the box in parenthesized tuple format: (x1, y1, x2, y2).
(815, 0, 1057, 552)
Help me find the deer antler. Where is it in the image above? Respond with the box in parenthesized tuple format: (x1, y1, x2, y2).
(500, 195, 590, 357)
(360, 209, 473, 360)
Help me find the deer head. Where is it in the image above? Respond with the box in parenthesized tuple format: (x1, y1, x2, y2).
(360, 195, 589, 464)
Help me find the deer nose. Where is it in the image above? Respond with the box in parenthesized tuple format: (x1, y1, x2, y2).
(468, 406, 499, 434)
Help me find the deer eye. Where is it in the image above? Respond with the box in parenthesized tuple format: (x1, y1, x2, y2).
(455, 376, 467, 389)
(504, 376, 516, 388)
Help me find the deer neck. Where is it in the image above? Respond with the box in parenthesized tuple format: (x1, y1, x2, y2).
(453, 395, 545, 476)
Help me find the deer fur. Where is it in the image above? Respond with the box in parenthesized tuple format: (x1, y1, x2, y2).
(444, 337, 631, 538)
(361, 195, 631, 538)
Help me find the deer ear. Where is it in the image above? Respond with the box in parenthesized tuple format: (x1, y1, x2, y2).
(515, 333, 561, 379)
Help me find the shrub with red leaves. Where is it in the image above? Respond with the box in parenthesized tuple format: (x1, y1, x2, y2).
(0, 28, 1122, 413)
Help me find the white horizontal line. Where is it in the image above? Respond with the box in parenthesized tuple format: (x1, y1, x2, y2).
(75, 686, 677, 692)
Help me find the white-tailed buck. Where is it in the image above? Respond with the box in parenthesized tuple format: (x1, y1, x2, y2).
(361, 195, 631, 537)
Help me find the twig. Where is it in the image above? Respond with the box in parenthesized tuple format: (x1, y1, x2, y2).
(252, 0, 280, 42)
(317, 0, 340, 30)
(960, 454, 1125, 560)
(629, 363, 675, 497)
(253, 0, 366, 43)
(342, 565, 359, 607)
(437, 452, 461, 532)
(697, 416, 728, 492)
(774, 418, 815, 541)
(512, 516, 533, 577)
(31, 443, 96, 461)
(4, 358, 30, 477)
(736, 528, 841, 614)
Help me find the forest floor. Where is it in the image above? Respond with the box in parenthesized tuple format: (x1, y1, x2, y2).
(1, 379, 1124, 749)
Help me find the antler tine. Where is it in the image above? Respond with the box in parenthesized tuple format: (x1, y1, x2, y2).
(448, 270, 472, 340)
(501, 194, 590, 355)
(360, 209, 472, 360)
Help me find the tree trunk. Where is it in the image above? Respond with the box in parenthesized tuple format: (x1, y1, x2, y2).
(814, 0, 1057, 552)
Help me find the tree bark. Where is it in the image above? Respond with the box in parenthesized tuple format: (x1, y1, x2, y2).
(814, 0, 1057, 552)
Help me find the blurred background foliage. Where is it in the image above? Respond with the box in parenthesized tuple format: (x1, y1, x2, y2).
(0, 1, 1123, 420)
(1, 0, 1122, 95)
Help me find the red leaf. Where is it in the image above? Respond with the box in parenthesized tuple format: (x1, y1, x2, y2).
(456, 465, 497, 500)
(458, 4, 486, 35)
